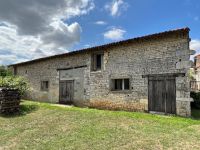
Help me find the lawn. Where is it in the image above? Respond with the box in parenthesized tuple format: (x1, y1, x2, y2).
(1, 101, 200, 150)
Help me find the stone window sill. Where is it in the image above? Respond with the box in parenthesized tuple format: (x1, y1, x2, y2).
(110, 90, 131, 94)
(41, 90, 49, 92)
(91, 70, 102, 73)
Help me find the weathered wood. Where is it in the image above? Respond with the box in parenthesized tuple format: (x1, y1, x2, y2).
(142, 73, 185, 78)
(57, 65, 87, 71)
(59, 81, 74, 104)
(166, 78, 176, 114)
(148, 76, 176, 114)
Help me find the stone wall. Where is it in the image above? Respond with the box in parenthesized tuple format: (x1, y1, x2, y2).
(194, 54, 200, 69)
(59, 67, 90, 106)
(88, 36, 193, 116)
(12, 31, 193, 116)
(16, 53, 90, 103)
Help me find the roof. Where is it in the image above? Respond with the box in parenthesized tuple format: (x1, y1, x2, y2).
(9, 27, 190, 67)
(194, 54, 200, 58)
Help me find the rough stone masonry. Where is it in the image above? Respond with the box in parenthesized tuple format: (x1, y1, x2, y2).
(9, 28, 194, 117)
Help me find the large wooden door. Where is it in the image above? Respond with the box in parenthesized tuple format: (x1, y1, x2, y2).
(148, 76, 176, 114)
(165, 77, 176, 114)
(59, 80, 74, 104)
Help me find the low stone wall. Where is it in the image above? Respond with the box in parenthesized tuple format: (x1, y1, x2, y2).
(0, 88, 20, 114)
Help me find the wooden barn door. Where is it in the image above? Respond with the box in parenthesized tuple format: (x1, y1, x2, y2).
(148, 76, 176, 114)
(165, 77, 176, 114)
(59, 80, 74, 104)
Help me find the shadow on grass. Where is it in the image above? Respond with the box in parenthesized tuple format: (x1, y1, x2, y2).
(0, 103, 39, 118)
(191, 108, 200, 120)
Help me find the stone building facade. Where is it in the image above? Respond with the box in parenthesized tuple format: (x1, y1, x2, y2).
(10, 28, 194, 117)
(192, 54, 200, 90)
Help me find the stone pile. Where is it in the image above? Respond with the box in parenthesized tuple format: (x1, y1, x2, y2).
(0, 88, 20, 114)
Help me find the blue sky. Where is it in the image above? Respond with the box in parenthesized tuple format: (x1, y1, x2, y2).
(0, 0, 200, 65)
(73, 0, 200, 49)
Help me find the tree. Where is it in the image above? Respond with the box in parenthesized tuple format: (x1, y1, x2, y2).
(0, 65, 12, 77)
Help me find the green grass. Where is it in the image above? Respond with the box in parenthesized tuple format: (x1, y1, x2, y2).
(1, 101, 200, 150)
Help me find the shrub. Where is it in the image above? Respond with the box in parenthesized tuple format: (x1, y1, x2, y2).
(0, 76, 29, 96)
(190, 91, 200, 109)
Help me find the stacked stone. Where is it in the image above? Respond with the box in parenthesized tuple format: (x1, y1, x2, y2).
(0, 88, 20, 114)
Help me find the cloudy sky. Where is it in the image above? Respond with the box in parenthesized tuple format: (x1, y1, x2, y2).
(0, 0, 200, 65)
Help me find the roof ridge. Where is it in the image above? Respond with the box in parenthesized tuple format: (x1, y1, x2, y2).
(9, 27, 190, 67)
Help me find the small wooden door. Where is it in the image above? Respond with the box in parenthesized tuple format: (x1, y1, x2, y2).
(148, 76, 176, 114)
(59, 80, 74, 104)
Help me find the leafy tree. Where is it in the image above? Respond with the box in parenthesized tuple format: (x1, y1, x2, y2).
(0, 65, 12, 77)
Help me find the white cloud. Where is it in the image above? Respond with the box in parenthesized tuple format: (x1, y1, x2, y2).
(105, 0, 128, 17)
(0, 0, 94, 65)
(104, 27, 126, 40)
(84, 44, 91, 48)
(42, 21, 82, 49)
(95, 21, 107, 25)
(190, 39, 200, 60)
(190, 39, 200, 52)
(0, 54, 28, 66)
(0, 24, 74, 64)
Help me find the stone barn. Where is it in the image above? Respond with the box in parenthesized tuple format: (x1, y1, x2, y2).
(9, 28, 194, 117)
(192, 54, 200, 91)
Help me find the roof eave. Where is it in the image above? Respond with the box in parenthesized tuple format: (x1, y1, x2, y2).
(8, 27, 190, 67)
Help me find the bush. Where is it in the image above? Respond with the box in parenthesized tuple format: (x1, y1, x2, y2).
(190, 91, 200, 109)
(0, 76, 29, 96)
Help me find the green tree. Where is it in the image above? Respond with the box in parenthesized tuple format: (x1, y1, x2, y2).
(0, 65, 12, 77)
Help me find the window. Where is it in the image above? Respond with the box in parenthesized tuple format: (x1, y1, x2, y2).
(92, 53, 104, 71)
(124, 79, 130, 90)
(111, 78, 130, 91)
(96, 54, 102, 70)
(41, 81, 49, 91)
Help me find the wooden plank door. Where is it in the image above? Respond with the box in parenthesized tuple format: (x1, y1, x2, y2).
(165, 77, 176, 114)
(148, 76, 176, 114)
(148, 76, 166, 113)
(59, 80, 74, 104)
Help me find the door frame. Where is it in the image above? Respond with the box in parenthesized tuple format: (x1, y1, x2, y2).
(59, 80, 74, 104)
(147, 74, 176, 115)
